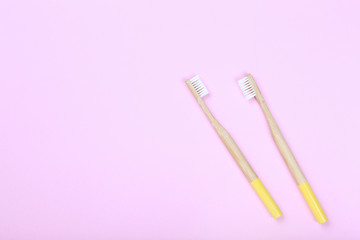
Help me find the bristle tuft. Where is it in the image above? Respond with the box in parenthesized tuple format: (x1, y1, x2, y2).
(189, 76, 209, 98)
(238, 76, 256, 100)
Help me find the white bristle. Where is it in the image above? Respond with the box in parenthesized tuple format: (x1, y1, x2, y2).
(238, 76, 256, 100)
(189, 75, 209, 98)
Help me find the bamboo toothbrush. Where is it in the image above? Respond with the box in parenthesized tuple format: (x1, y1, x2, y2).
(238, 74, 327, 224)
(186, 75, 282, 219)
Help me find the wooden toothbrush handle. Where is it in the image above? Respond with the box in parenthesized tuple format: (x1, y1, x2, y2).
(256, 97, 306, 185)
(196, 96, 282, 218)
(198, 100, 258, 182)
(256, 96, 327, 223)
(198, 99, 283, 218)
(212, 118, 258, 182)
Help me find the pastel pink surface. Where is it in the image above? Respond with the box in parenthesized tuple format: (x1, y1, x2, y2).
(0, 0, 359, 239)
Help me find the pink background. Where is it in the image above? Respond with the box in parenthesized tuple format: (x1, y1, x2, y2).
(1, 0, 360, 239)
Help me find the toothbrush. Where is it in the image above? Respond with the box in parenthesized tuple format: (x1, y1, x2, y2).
(238, 74, 327, 224)
(186, 75, 282, 219)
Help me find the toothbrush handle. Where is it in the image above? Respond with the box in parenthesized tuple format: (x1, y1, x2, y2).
(258, 98, 306, 184)
(211, 119, 257, 182)
(257, 97, 327, 223)
(210, 116, 282, 219)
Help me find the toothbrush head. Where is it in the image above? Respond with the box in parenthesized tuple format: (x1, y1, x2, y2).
(238, 75, 256, 100)
(188, 75, 209, 98)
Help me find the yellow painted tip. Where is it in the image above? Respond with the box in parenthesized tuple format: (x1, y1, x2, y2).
(251, 178, 282, 219)
(299, 182, 328, 224)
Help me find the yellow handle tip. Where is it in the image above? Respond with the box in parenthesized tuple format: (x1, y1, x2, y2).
(299, 182, 328, 224)
(251, 178, 282, 219)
